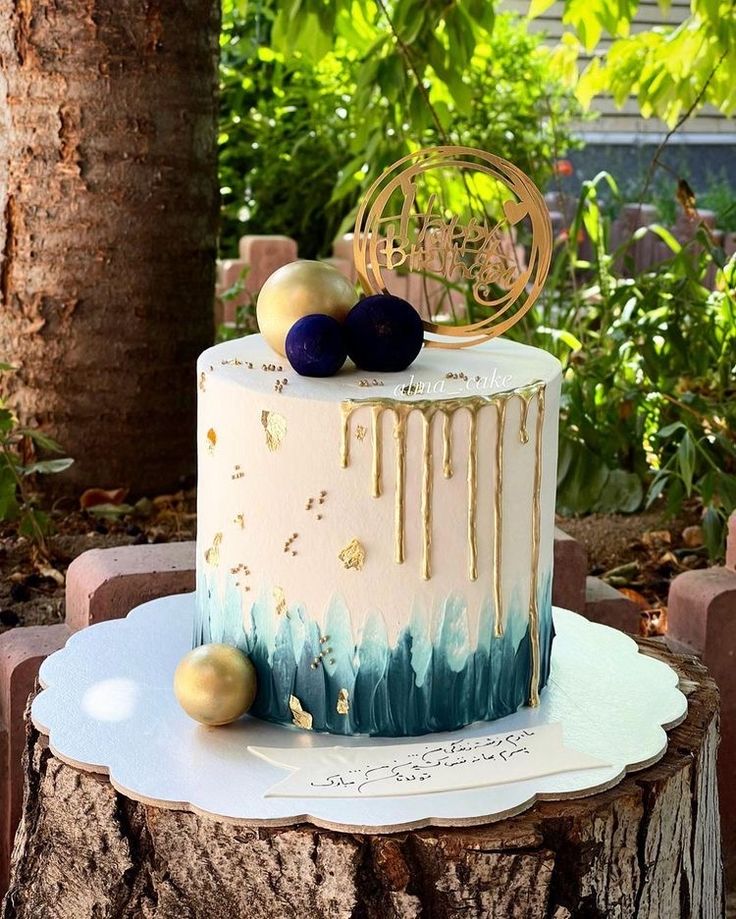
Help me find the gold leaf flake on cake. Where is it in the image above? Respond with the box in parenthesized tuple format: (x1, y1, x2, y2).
(198, 371, 207, 392)
(336, 688, 350, 715)
(289, 695, 313, 730)
(273, 586, 287, 616)
(233, 513, 245, 529)
(338, 538, 366, 571)
(355, 425, 367, 442)
(261, 410, 287, 451)
(204, 532, 223, 567)
(206, 428, 217, 454)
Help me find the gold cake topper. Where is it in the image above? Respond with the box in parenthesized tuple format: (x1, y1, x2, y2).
(353, 146, 552, 349)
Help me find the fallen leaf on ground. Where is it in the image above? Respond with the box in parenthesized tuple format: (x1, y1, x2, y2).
(639, 607, 668, 637)
(642, 530, 671, 549)
(682, 525, 704, 548)
(80, 488, 128, 510)
(618, 587, 650, 609)
(36, 565, 65, 586)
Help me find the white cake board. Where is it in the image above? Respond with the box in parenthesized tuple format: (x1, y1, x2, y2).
(32, 595, 687, 834)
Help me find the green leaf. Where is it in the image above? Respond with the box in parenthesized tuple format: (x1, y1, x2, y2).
(655, 421, 687, 439)
(87, 502, 135, 519)
(645, 472, 669, 508)
(19, 508, 52, 541)
(556, 439, 611, 515)
(592, 469, 643, 513)
(0, 362, 16, 372)
(22, 458, 74, 476)
(528, 0, 556, 18)
(702, 504, 725, 559)
(0, 408, 15, 434)
(0, 465, 19, 520)
(17, 429, 64, 453)
(677, 432, 695, 494)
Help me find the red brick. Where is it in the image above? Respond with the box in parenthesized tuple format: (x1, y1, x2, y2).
(553, 528, 587, 613)
(0, 624, 69, 893)
(584, 576, 640, 633)
(668, 566, 736, 855)
(237, 235, 297, 292)
(726, 511, 736, 571)
(65, 542, 195, 633)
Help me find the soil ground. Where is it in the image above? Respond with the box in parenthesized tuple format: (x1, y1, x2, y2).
(0, 489, 195, 635)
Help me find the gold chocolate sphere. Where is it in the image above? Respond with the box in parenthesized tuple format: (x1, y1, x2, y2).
(174, 644, 257, 726)
(256, 260, 356, 356)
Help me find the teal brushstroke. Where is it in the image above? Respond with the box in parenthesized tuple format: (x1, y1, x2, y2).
(194, 568, 554, 737)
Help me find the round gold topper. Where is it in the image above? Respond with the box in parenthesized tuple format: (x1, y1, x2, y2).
(352, 146, 552, 349)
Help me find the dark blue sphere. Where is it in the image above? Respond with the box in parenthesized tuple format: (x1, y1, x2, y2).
(344, 294, 424, 372)
(285, 314, 347, 377)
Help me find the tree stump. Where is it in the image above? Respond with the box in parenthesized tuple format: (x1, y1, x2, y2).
(1, 639, 723, 919)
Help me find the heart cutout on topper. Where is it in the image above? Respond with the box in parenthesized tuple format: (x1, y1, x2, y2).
(503, 199, 528, 225)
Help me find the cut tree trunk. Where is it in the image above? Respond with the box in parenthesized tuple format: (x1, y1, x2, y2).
(2, 639, 723, 919)
(0, 0, 220, 494)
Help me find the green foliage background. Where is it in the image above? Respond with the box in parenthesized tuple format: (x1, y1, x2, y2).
(217, 0, 736, 557)
(219, 0, 582, 257)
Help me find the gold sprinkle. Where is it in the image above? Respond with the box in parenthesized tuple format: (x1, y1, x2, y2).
(337, 688, 350, 715)
(261, 410, 287, 451)
(273, 586, 287, 616)
(338, 538, 366, 571)
(355, 425, 367, 442)
(199, 371, 207, 392)
(207, 428, 217, 454)
(400, 382, 423, 396)
(204, 532, 222, 567)
(289, 695, 313, 730)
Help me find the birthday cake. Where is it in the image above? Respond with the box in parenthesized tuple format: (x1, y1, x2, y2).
(186, 146, 561, 737)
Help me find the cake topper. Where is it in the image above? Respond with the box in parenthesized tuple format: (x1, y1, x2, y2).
(353, 146, 552, 349)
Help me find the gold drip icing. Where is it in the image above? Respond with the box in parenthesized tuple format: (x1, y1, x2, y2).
(493, 397, 508, 637)
(393, 411, 407, 564)
(442, 412, 453, 478)
(340, 403, 352, 468)
(339, 383, 545, 584)
(420, 410, 435, 580)
(467, 408, 479, 581)
(518, 394, 532, 444)
(527, 385, 546, 706)
(371, 404, 383, 497)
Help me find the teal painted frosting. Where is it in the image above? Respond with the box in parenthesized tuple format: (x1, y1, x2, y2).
(194, 572, 554, 737)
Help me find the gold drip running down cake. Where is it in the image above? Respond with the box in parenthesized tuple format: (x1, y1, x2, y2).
(191, 147, 561, 736)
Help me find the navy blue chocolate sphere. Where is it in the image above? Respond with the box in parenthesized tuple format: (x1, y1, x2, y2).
(285, 314, 348, 377)
(344, 294, 424, 372)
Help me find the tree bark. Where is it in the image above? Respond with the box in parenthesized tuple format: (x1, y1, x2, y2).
(0, 0, 219, 494)
(1, 639, 723, 919)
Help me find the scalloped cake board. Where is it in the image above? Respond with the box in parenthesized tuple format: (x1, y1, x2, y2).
(32, 595, 687, 834)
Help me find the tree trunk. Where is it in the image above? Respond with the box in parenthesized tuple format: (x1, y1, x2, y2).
(0, 0, 219, 494)
(1, 639, 724, 918)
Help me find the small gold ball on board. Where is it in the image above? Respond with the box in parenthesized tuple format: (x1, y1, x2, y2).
(256, 260, 356, 356)
(174, 644, 257, 726)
